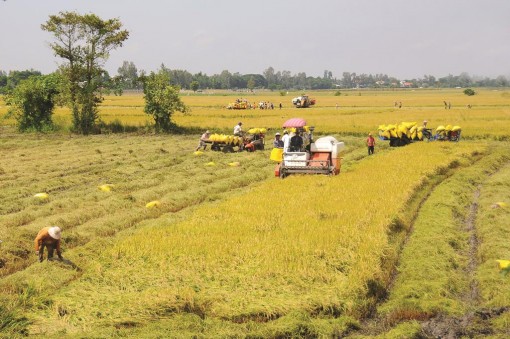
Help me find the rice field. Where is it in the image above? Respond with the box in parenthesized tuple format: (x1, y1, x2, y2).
(0, 89, 509, 337)
(2, 88, 510, 138)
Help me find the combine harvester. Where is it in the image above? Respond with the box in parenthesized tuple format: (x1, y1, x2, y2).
(291, 95, 316, 108)
(271, 118, 345, 178)
(227, 98, 251, 110)
(378, 122, 461, 147)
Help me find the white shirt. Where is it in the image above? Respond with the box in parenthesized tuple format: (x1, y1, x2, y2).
(233, 124, 242, 135)
(282, 134, 290, 152)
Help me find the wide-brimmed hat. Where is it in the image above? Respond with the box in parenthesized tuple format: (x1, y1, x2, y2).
(275, 132, 281, 136)
(205, 130, 210, 134)
(48, 226, 62, 240)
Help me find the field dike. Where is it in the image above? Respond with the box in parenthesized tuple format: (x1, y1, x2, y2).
(0, 141, 488, 337)
(360, 145, 510, 338)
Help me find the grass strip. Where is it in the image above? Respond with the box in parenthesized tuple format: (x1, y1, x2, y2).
(377, 145, 510, 329)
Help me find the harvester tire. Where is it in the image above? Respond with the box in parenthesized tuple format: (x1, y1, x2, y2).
(222, 145, 234, 153)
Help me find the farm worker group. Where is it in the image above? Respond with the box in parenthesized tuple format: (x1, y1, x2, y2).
(272, 129, 304, 152)
(34, 226, 63, 262)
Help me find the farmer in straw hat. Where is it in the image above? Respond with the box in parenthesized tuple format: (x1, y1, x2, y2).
(196, 130, 211, 151)
(34, 226, 63, 262)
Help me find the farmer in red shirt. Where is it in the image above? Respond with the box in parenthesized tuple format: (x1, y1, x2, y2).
(367, 133, 376, 155)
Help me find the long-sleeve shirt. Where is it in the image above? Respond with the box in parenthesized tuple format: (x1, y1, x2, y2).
(34, 227, 61, 254)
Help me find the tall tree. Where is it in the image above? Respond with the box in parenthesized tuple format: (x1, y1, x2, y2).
(142, 70, 188, 132)
(41, 11, 129, 134)
(117, 61, 139, 89)
(190, 80, 199, 92)
(263, 66, 276, 88)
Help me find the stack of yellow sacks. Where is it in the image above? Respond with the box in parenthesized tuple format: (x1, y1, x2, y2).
(435, 125, 462, 139)
(247, 128, 267, 134)
(378, 122, 423, 141)
(378, 122, 461, 141)
(208, 134, 243, 146)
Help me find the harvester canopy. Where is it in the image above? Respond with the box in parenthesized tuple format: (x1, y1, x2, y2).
(283, 118, 307, 128)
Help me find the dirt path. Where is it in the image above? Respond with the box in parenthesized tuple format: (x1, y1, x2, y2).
(420, 188, 485, 338)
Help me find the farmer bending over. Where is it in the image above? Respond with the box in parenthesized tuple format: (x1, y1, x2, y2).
(34, 226, 63, 262)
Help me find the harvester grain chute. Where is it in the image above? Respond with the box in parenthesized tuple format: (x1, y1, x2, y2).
(272, 118, 345, 178)
(291, 95, 316, 108)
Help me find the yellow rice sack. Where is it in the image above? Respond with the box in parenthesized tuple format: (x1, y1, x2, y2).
(146, 200, 161, 208)
(34, 193, 49, 200)
(270, 148, 283, 162)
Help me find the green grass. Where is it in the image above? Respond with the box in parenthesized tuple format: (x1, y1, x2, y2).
(376, 144, 510, 333)
(475, 160, 510, 336)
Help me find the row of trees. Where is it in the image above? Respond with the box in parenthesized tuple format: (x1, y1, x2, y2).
(4, 65, 509, 97)
(4, 12, 187, 134)
(113, 65, 510, 91)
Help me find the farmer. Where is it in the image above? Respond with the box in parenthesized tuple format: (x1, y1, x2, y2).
(233, 122, 243, 136)
(273, 132, 284, 148)
(367, 133, 375, 155)
(289, 131, 304, 152)
(422, 120, 432, 140)
(196, 130, 210, 151)
(281, 130, 290, 151)
(34, 226, 63, 262)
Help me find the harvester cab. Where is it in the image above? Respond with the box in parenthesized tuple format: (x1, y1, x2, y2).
(272, 118, 345, 178)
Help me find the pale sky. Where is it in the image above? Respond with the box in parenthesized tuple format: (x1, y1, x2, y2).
(1, 0, 509, 79)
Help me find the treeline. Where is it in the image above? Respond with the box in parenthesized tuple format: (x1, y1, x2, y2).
(113, 64, 510, 91)
(1, 65, 509, 94)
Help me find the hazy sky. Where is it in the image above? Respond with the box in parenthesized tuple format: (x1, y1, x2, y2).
(1, 0, 509, 79)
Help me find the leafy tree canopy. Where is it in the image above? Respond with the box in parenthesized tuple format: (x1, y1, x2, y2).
(41, 11, 129, 134)
(142, 70, 188, 132)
